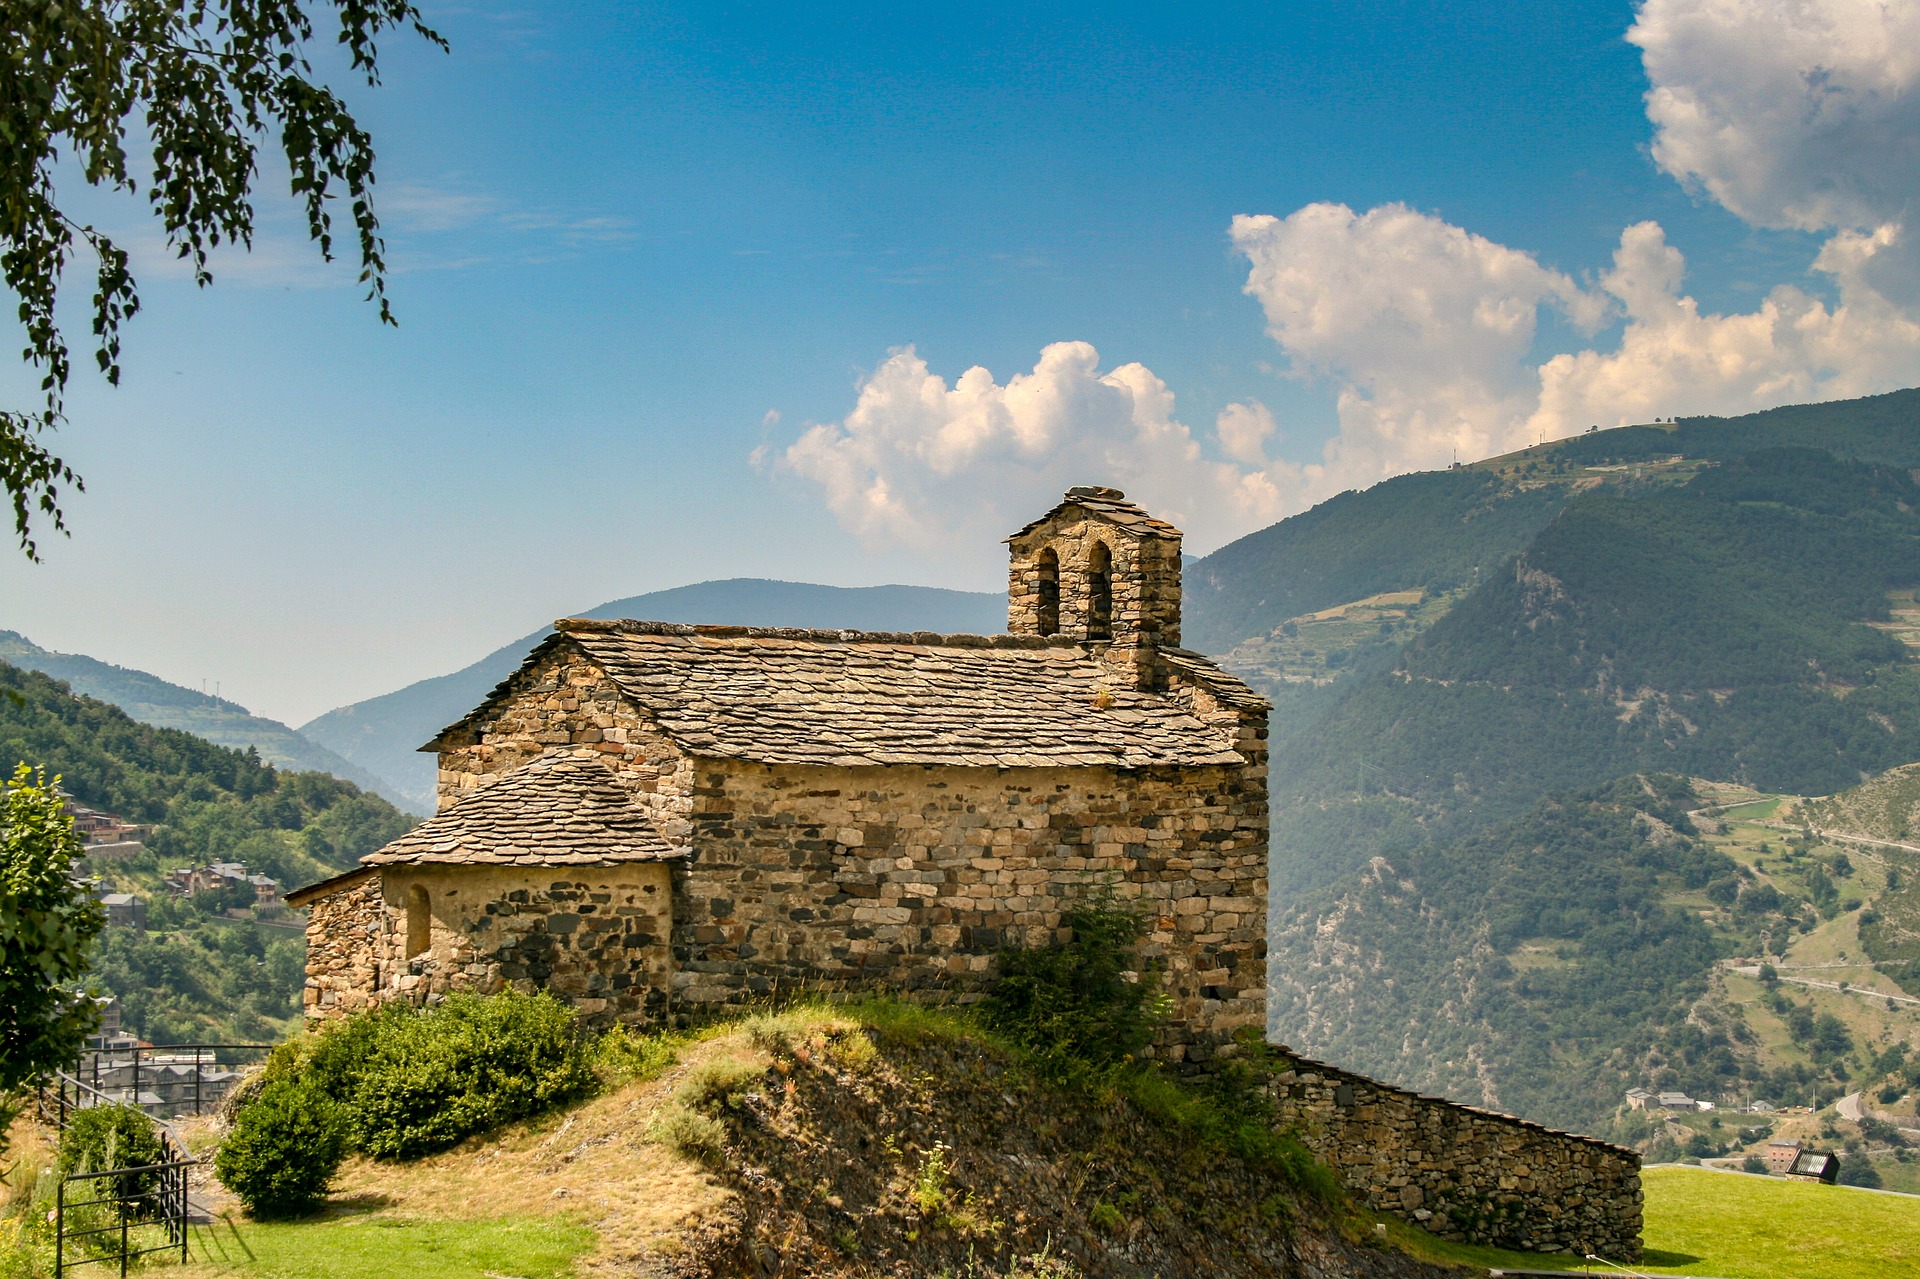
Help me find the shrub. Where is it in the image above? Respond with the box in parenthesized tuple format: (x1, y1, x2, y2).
(214, 1079, 348, 1217)
(986, 895, 1166, 1080)
(1839, 1158, 1883, 1188)
(1741, 1154, 1767, 1175)
(345, 991, 597, 1161)
(57, 1105, 166, 1218)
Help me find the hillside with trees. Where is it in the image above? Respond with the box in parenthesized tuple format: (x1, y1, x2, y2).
(0, 660, 416, 1041)
(1241, 389, 1920, 1159)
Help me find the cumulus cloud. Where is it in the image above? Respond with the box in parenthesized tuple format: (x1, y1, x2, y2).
(1528, 221, 1920, 433)
(1630, 0, 1920, 299)
(770, 342, 1286, 551)
(776, 2, 1920, 557)
(1231, 203, 1608, 484)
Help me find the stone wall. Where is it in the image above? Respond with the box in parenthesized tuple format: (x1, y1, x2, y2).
(677, 753, 1268, 1060)
(380, 862, 675, 1026)
(300, 863, 677, 1027)
(300, 870, 382, 1018)
(1266, 1051, 1643, 1261)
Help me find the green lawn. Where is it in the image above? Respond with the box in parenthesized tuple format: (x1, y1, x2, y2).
(1398, 1166, 1920, 1279)
(180, 1214, 594, 1279)
(1637, 1166, 1920, 1279)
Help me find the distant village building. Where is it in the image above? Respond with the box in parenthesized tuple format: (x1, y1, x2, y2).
(1784, 1149, 1841, 1184)
(1625, 1088, 1653, 1110)
(166, 860, 280, 908)
(1656, 1091, 1697, 1111)
(1765, 1139, 1803, 1174)
(59, 795, 150, 845)
(101, 892, 147, 931)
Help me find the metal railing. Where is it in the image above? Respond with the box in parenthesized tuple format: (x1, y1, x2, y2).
(36, 1070, 202, 1277)
(54, 1155, 193, 1277)
(69, 1042, 271, 1119)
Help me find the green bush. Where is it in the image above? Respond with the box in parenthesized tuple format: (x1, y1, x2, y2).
(57, 1105, 167, 1218)
(985, 895, 1167, 1080)
(280, 990, 596, 1161)
(214, 1079, 348, 1217)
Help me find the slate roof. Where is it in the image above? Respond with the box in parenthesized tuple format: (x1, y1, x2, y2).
(429, 621, 1264, 770)
(1005, 486, 1182, 543)
(363, 753, 687, 868)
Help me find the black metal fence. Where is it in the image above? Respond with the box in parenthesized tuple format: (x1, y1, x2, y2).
(68, 1042, 272, 1119)
(36, 1070, 204, 1277)
(54, 1154, 193, 1277)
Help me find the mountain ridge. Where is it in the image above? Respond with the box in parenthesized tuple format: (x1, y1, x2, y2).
(0, 629, 419, 812)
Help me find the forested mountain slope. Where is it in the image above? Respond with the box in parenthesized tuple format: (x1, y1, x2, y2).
(1267, 446, 1920, 899)
(0, 630, 412, 810)
(300, 578, 1002, 812)
(0, 661, 416, 1041)
(1268, 776, 1750, 1132)
(1256, 388, 1920, 1149)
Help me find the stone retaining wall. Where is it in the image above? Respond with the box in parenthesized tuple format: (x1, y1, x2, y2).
(1266, 1051, 1642, 1260)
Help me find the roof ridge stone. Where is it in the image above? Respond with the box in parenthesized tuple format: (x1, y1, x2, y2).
(555, 618, 1078, 649)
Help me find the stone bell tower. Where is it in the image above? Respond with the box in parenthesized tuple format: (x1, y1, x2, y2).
(1006, 486, 1183, 690)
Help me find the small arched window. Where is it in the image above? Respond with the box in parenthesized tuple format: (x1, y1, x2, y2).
(1087, 542, 1113, 640)
(405, 884, 431, 959)
(1035, 547, 1060, 636)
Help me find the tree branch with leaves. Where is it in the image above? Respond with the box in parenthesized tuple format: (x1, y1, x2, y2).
(0, 0, 444, 556)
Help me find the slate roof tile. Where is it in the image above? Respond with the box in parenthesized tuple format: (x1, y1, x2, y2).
(365, 753, 687, 868)
(429, 620, 1263, 770)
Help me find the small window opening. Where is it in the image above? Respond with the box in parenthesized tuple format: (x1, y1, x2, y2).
(405, 884, 431, 959)
(1087, 542, 1112, 640)
(1035, 547, 1060, 636)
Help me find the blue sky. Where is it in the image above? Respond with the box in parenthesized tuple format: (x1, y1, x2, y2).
(4, 0, 1916, 723)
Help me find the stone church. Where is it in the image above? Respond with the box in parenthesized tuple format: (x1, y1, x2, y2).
(291, 487, 1270, 1061)
(290, 485, 1648, 1258)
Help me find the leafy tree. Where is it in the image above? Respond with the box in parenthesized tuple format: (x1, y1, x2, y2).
(0, 763, 105, 1149)
(1, 0, 445, 555)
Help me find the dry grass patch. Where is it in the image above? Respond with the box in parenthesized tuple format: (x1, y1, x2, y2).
(318, 1032, 761, 1277)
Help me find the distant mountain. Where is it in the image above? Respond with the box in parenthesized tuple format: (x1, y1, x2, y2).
(0, 630, 419, 813)
(299, 578, 1005, 814)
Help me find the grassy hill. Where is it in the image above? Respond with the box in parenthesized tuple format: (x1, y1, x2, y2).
(0, 661, 416, 1042)
(4, 1004, 1463, 1279)
(12, 1005, 1911, 1279)
(0, 631, 416, 812)
(299, 579, 1004, 813)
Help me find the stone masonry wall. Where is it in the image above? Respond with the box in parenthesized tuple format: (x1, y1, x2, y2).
(435, 644, 697, 834)
(378, 862, 675, 1027)
(300, 863, 677, 1027)
(301, 870, 382, 1018)
(677, 754, 1268, 1060)
(1266, 1052, 1643, 1260)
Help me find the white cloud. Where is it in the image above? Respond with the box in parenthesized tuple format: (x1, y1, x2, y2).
(777, 3, 1920, 558)
(1630, 0, 1920, 300)
(1231, 202, 1609, 484)
(770, 342, 1288, 551)
(1528, 221, 1920, 433)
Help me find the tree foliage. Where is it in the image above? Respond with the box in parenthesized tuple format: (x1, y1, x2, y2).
(0, 0, 443, 555)
(1, 762, 105, 1140)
